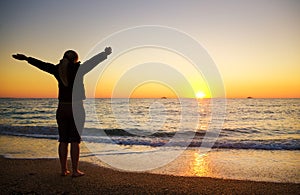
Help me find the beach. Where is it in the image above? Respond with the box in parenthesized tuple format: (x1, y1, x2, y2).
(1, 157, 299, 195)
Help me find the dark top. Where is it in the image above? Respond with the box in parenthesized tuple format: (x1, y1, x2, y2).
(27, 52, 108, 102)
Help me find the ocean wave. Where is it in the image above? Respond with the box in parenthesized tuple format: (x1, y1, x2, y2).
(221, 128, 261, 134)
(212, 139, 300, 150)
(1, 125, 299, 150)
(0, 125, 58, 140)
(96, 136, 300, 150)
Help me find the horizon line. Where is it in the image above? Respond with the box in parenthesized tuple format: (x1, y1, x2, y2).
(0, 97, 299, 99)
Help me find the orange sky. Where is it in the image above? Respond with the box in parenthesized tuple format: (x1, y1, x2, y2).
(1, 1, 299, 98)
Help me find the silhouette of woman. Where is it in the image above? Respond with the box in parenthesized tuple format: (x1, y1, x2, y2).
(12, 47, 112, 177)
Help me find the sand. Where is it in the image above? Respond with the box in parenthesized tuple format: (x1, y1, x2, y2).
(0, 157, 299, 195)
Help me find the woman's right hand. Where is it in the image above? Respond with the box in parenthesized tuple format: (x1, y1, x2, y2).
(12, 54, 28, 61)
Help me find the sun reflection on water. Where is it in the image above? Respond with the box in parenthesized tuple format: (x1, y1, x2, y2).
(192, 152, 211, 177)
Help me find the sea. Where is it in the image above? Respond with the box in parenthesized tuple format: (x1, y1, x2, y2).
(0, 98, 299, 183)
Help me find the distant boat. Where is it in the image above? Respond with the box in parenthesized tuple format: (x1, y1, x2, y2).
(247, 97, 253, 99)
(161, 97, 167, 99)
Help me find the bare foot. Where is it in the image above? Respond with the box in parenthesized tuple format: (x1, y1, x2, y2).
(61, 170, 70, 176)
(72, 170, 85, 177)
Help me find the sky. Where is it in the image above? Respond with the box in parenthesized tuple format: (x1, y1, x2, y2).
(1, 0, 299, 98)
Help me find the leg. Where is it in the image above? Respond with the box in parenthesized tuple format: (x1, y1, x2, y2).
(57, 104, 71, 176)
(71, 142, 84, 177)
(70, 103, 85, 177)
(58, 142, 70, 176)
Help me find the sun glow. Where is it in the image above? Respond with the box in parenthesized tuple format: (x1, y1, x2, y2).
(196, 91, 205, 99)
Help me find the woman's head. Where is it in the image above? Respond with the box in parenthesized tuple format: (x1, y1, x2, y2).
(63, 50, 78, 63)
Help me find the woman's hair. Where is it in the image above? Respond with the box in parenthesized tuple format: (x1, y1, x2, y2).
(63, 50, 78, 63)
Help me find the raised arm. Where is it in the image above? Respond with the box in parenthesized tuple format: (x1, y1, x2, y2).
(12, 53, 56, 75)
(80, 47, 112, 75)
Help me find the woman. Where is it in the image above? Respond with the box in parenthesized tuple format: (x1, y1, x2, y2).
(12, 47, 112, 177)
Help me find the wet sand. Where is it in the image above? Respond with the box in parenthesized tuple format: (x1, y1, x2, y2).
(0, 157, 299, 194)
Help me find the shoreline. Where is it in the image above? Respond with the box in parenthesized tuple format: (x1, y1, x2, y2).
(1, 134, 300, 184)
(1, 157, 299, 194)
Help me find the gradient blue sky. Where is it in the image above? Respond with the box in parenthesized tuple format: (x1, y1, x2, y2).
(1, 0, 299, 98)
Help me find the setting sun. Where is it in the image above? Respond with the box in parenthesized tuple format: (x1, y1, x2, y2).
(196, 91, 205, 99)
